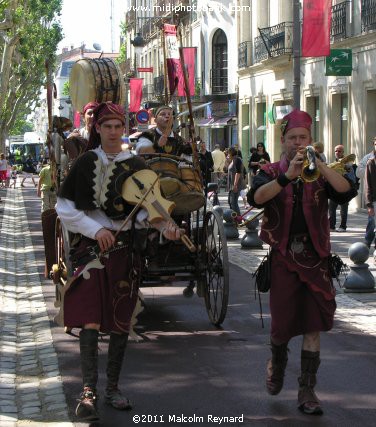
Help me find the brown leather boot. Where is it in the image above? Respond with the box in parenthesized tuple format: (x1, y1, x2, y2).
(266, 342, 288, 395)
(298, 350, 323, 415)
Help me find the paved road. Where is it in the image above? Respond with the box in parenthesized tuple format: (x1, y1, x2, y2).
(1, 184, 376, 426)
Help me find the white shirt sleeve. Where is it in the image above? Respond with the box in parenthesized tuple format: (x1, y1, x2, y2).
(56, 197, 103, 239)
(136, 136, 153, 154)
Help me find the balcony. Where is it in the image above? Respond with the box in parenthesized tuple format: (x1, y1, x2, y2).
(238, 41, 252, 68)
(331, 1, 348, 42)
(254, 22, 293, 63)
(362, 0, 376, 32)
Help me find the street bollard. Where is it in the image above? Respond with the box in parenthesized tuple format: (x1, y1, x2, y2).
(241, 217, 263, 249)
(343, 242, 375, 293)
(222, 208, 239, 239)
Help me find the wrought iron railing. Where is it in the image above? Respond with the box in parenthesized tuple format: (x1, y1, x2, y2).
(331, 1, 348, 41)
(238, 41, 252, 68)
(254, 22, 293, 63)
(362, 0, 376, 32)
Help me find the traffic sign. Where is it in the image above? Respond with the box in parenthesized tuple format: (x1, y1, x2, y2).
(135, 109, 150, 124)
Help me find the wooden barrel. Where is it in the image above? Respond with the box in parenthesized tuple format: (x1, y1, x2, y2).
(69, 58, 125, 112)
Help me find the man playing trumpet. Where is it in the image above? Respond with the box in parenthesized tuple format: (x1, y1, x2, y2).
(247, 109, 357, 416)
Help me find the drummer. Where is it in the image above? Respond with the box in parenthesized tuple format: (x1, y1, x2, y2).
(56, 101, 182, 421)
(136, 105, 192, 157)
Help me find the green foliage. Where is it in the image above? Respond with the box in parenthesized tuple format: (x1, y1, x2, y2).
(62, 81, 70, 96)
(11, 118, 34, 135)
(0, 0, 63, 144)
(116, 21, 127, 65)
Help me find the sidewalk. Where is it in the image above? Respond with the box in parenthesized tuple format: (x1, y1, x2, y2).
(0, 187, 73, 427)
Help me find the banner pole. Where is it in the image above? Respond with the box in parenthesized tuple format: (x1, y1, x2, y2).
(293, 0, 301, 109)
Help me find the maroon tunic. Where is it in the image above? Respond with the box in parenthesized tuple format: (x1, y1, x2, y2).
(64, 244, 142, 334)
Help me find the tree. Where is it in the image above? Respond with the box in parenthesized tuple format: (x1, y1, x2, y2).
(0, 0, 63, 152)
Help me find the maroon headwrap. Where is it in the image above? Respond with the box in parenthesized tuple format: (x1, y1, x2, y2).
(82, 102, 99, 115)
(88, 102, 126, 150)
(280, 109, 312, 136)
(94, 102, 126, 125)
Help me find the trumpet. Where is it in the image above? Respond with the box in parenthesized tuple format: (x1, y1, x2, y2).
(328, 154, 356, 175)
(300, 146, 320, 182)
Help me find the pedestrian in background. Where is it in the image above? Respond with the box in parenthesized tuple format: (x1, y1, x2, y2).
(357, 136, 376, 247)
(198, 140, 214, 187)
(37, 159, 57, 212)
(0, 153, 7, 187)
(227, 146, 246, 215)
(248, 109, 357, 415)
(211, 144, 226, 186)
(9, 165, 18, 189)
(365, 156, 376, 250)
(329, 145, 350, 232)
(248, 142, 270, 176)
(20, 155, 37, 187)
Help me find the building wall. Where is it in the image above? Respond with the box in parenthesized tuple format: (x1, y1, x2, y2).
(237, 0, 376, 209)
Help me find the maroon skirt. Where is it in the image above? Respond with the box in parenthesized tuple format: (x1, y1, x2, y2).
(64, 247, 142, 334)
(270, 238, 336, 344)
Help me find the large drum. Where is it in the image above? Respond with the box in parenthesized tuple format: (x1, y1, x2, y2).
(147, 157, 181, 199)
(69, 58, 125, 112)
(172, 163, 205, 215)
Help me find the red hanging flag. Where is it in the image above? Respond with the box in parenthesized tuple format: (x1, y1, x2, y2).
(301, 0, 332, 57)
(129, 78, 143, 113)
(73, 111, 81, 128)
(177, 47, 196, 97)
(164, 24, 181, 96)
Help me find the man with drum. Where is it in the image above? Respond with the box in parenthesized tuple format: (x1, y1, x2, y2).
(135, 105, 191, 156)
(56, 101, 182, 422)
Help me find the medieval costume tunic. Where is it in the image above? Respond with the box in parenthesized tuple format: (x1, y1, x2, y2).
(136, 128, 192, 156)
(56, 147, 149, 334)
(248, 156, 357, 344)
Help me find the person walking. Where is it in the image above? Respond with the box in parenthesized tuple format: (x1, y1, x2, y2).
(227, 146, 246, 215)
(365, 156, 376, 250)
(56, 102, 182, 422)
(37, 159, 57, 212)
(247, 109, 357, 415)
(198, 140, 214, 187)
(248, 142, 270, 176)
(211, 144, 226, 186)
(328, 145, 351, 232)
(20, 155, 37, 187)
(357, 136, 376, 247)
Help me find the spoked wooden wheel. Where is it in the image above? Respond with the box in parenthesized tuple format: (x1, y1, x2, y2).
(202, 209, 229, 326)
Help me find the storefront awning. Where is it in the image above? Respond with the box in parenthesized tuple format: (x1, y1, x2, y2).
(210, 116, 236, 128)
(197, 118, 214, 127)
(177, 102, 212, 118)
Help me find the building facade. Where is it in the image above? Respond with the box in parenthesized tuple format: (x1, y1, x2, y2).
(237, 0, 376, 208)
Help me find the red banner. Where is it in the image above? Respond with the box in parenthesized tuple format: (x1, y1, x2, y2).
(178, 47, 196, 97)
(164, 24, 181, 96)
(129, 78, 143, 113)
(302, 0, 332, 57)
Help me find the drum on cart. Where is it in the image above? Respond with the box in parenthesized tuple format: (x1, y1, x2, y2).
(69, 58, 125, 113)
(146, 157, 181, 199)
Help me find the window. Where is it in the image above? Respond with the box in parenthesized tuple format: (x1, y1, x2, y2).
(211, 29, 228, 94)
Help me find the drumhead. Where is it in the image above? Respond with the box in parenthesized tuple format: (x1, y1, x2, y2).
(70, 58, 125, 112)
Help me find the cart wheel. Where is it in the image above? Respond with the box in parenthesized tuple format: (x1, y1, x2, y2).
(54, 217, 73, 306)
(202, 209, 229, 326)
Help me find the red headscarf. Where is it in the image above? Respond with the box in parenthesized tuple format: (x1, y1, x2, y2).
(82, 102, 99, 115)
(88, 102, 126, 150)
(94, 102, 125, 125)
(280, 109, 312, 136)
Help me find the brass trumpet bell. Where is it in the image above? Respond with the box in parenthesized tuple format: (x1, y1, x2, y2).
(301, 146, 320, 182)
(328, 154, 356, 175)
